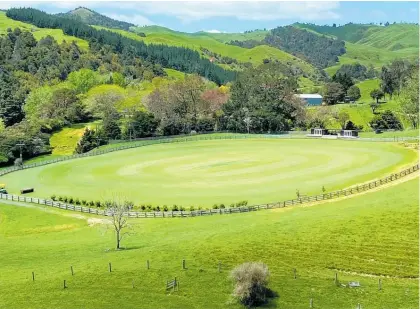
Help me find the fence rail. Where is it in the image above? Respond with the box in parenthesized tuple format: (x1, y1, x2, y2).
(0, 133, 417, 178)
(1, 164, 418, 219)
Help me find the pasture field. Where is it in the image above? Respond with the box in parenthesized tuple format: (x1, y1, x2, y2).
(0, 177, 417, 309)
(1, 138, 417, 206)
(0, 12, 89, 49)
(94, 26, 316, 76)
(50, 122, 100, 155)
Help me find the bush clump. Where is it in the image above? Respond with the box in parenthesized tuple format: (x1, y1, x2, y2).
(230, 262, 274, 308)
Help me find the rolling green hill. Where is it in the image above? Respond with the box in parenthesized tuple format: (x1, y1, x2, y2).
(0, 11, 89, 49)
(110, 26, 319, 78)
(294, 23, 418, 51)
(295, 23, 419, 76)
(57, 7, 135, 31)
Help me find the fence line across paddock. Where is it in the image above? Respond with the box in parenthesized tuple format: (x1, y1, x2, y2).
(0, 133, 417, 178)
(0, 164, 418, 219)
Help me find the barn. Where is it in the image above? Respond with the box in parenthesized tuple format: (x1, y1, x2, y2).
(298, 94, 323, 106)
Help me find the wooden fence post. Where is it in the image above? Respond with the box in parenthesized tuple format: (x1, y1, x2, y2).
(378, 278, 382, 290)
(109, 262, 112, 272)
(334, 272, 338, 285)
(182, 259, 186, 269)
(218, 261, 221, 273)
(32, 271, 35, 281)
(63, 280, 67, 289)
(132, 280, 135, 289)
(293, 268, 297, 279)
(310, 298, 313, 308)
(147, 260, 150, 270)
(71, 266, 74, 276)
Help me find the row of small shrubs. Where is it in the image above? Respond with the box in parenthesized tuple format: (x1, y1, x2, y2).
(51, 195, 103, 208)
(50, 195, 249, 212)
(212, 200, 248, 209)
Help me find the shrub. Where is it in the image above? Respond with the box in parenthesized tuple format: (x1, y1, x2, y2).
(189, 206, 195, 211)
(219, 204, 225, 209)
(68, 197, 74, 204)
(141, 205, 146, 211)
(63, 196, 68, 203)
(163, 205, 168, 212)
(58, 196, 63, 202)
(212, 204, 219, 209)
(95, 200, 101, 208)
(74, 198, 81, 205)
(236, 200, 248, 207)
(172, 205, 179, 211)
(155, 206, 160, 212)
(81, 200, 87, 206)
(89, 201, 95, 207)
(50, 195, 57, 201)
(369, 110, 403, 130)
(230, 262, 273, 307)
(146, 205, 152, 211)
(230, 203, 235, 208)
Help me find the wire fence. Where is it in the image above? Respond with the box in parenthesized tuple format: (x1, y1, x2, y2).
(0, 164, 417, 219)
(0, 133, 417, 178)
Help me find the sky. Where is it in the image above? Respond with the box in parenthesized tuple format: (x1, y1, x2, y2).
(0, 1, 418, 33)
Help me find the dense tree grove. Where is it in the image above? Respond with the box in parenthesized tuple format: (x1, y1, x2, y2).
(332, 72, 354, 93)
(264, 26, 346, 68)
(379, 59, 416, 100)
(0, 25, 168, 163)
(220, 63, 306, 133)
(369, 110, 402, 131)
(399, 69, 419, 129)
(334, 63, 376, 80)
(6, 8, 236, 85)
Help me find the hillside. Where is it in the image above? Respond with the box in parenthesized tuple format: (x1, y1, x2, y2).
(294, 23, 418, 51)
(57, 7, 135, 31)
(0, 11, 89, 49)
(129, 26, 316, 77)
(295, 23, 419, 75)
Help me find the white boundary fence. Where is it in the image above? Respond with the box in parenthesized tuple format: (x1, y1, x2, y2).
(0, 164, 418, 218)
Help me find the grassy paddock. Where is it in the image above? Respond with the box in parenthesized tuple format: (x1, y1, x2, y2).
(0, 177, 417, 309)
(0, 137, 416, 206)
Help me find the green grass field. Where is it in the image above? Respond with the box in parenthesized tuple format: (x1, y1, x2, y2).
(0, 175, 417, 309)
(50, 122, 100, 156)
(94, 26, 316, 76)
(0, 12, 89, 50)
(1, 138, 416, 206)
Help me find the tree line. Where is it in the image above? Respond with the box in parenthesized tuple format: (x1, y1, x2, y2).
(76, 62, 307, 154)
(6, 8, 236, 85)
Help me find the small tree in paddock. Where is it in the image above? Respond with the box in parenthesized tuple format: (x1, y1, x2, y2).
(104, 199, 134, 249)
(230, 262, 273, 308)
(370, 89, 384, 104)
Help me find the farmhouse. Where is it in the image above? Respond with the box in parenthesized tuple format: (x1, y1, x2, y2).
(298, 94, 323, 106)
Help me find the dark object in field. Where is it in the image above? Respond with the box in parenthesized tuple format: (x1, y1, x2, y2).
(0, 189, 7, 194)
(20, 188, 34, 194)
